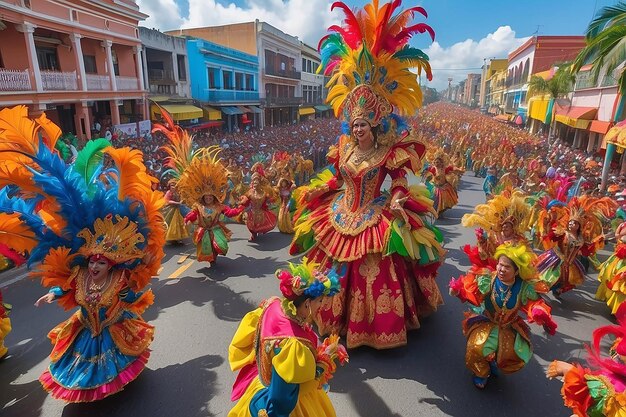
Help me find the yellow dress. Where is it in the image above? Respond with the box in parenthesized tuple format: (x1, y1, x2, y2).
(229, 298, 336, 417)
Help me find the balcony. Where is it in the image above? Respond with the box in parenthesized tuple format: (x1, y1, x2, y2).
(42, 71, 78, 91)
(148, 68, 175, 81)
(264, 67, 301, 80)
(116, 76, 139, 91)
(261, 96, 303, 106)
(86, 74, 111, 91)
(0, 69, 32, 91)
(207, 89, 260, 102)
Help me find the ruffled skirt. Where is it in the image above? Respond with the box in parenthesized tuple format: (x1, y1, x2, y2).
(194, 224, 232, 263)
(596, 244, 626, 314)
(433, 182, 458, 214)
(163, 204, 190, 241)
(246, 208, 277, 234)
(39, 311, 153, 403)
(536, 250, 584, 295)
(228, 377, 336, 417)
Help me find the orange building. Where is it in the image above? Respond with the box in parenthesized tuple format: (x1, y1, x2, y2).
(0, 0, 148, 140)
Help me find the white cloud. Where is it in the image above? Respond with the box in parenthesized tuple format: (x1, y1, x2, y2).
(137, 0, 340, 47)
(423, 26, 530, 91)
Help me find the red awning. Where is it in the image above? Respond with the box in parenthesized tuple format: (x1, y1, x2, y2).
(188, 121, 224, 130)
(554, 105, 597, 119)
(589, 120, 613, 134)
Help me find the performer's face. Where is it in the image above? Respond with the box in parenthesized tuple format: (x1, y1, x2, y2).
(203, 194, 214, 205)
(496, 255, 516, 284)
(501, 222, 513, 237)
(88, 258, 111, 280)
(568, 220, 580, 234)
(352, 119, 373, 147)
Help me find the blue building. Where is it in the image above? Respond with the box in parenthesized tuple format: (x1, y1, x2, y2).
(186, 37, 261, 131)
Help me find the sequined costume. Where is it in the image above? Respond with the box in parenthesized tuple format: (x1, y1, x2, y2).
(241, 182, 277, 236)
(450, 244, 556, 387)
(0, 106, 165, 402)
(184, 203, 242, 263)
(228, 261, 346, 417)
(163, 186, 190, 242)
(289, 0, 444, 350)
(596, 221, 626, 314)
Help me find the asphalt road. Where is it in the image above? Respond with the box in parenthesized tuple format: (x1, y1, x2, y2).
(0, 173, 614, 417)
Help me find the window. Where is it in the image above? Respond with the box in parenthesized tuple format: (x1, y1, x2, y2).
(245, 74, 254, 91)
(111, 49, 119, 75)
(177, 55, 186, 81)
(0, 51, 4, 68)
(208, 67, 218, 88)
(235, 72, 243, 90)
(23, 0, 31, 8)
(302, 58, 306, 72)
(307, 60, 312, 73)
(36, 47, 59, 71)
(71, 10, 79, 21)
(83, 55, 97, 74)
(223, 70, 233, 90)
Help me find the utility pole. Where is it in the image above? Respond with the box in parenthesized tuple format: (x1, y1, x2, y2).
(448, 77, 453, 101)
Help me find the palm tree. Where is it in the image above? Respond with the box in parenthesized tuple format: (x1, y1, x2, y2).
(527, 65, 576, 142)
(572, 2, 626, 97)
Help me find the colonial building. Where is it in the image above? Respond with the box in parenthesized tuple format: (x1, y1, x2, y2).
(504, 35, 585, 124)
(139, 27, 190, 99)
(166, 20, 304, 128)
(0, 0, 148, 140)
(186, 36, 260, 131)
(299, 41, 329, 120)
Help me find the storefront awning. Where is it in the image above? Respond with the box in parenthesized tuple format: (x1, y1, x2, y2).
(188, 121, 224, 131)
(554, 106, 597, 129)
(221, 106, 243, 115)
(314, 105, 331, 112)
(299, 107, 316, 116)
(154, 104, 203, 121)
(247, 105, 263, 113)
(238, 106, 251, 113)
(202, 106, 222, 121)
(589, 120, 613, 134)
(528, 98, 550, 122)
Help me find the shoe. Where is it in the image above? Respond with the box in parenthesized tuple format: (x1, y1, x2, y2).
(472, 375, 488, 389)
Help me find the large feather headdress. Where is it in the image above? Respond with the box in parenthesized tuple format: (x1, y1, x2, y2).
(319, 0, 434, 126)
(0, 106, 165, 304)
(462, 189, 532, 236)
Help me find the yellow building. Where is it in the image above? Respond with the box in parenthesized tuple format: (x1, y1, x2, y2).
(486, 67, 508, 114)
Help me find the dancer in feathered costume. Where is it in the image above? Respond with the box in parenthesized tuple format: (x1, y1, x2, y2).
(547, 303, 626, 417)
(461, 189, 531, 269)
(162, 179, 189, 244)
(427, 148, 461, 215)
(289, 0, 445, 349)
(228, 259, 347, 417)
(241, 171, 278, 242)
(276, 177, 296, 234)
(596, 219, 626, 315)
(449, 243, 557, 389)
(155, 112, 243, 264)
(0, 105, 165, 402)
(536, 196, 616, 297)
(181, 147, 244, 264)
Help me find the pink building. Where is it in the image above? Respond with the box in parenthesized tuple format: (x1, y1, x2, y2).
(0, 0, 148, 140)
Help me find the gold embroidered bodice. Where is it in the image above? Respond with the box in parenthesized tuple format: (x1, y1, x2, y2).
(246, 190, 268, 210)
(194, 204, 221, 228)
(555, 232, 584, 264)
(74, 268, 127, 335)
(331, 142, 391, 236)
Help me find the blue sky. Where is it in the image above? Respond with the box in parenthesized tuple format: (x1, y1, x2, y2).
(137, 0, 619, 89)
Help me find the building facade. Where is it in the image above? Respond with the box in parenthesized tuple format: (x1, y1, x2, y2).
(186, 36, 260, 131)
(504, 36, 585, 124)
(299, 41, 329, 120)
(166, 20, 305, 128)
(464, 73, 481, 107)
(0, 0, 148, 140)
(479, 59, 507, 109)
(139, 27, 190, 99)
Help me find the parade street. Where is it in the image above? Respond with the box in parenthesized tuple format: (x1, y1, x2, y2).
(0, 173, 614, 417)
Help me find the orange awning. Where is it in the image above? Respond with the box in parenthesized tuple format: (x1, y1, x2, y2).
(589, 120, 613, 134)
(554, 105, 597, 129)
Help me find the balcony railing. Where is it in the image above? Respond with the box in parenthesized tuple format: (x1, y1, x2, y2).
(264, 67, 301, 80)
(86, 74, 111, 91)
(148, 68, 174, 81)
(116, 76, 139, 91)
(207, 89, 259, 102)
(42, 71, 77, 91)
(261, 96, 303, 106)
(0, 69, 32, 91)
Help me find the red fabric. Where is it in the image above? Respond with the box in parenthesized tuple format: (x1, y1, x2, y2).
(184, 210, 198, 223)
(562, 365, 593, 417)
